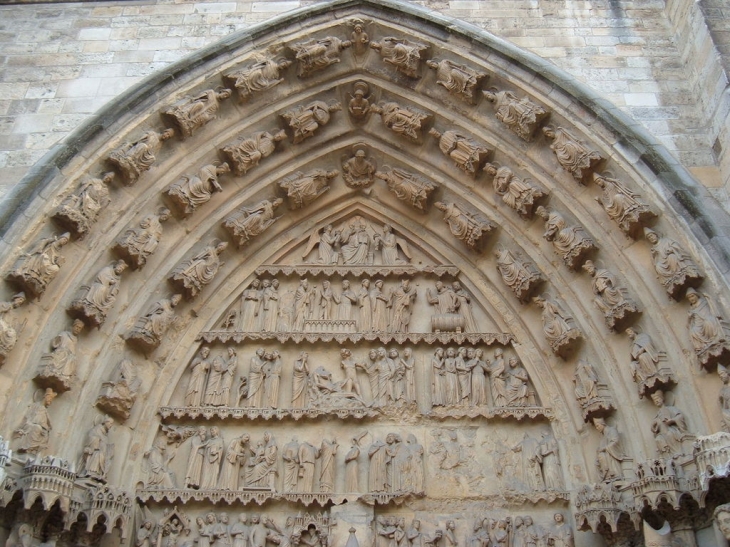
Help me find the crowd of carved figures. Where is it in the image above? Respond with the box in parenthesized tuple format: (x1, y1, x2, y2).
(2, 20, 730, 547)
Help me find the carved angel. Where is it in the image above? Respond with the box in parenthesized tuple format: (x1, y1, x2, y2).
(426, 58, 486, 103)
(113, 207, 171, 269)
(375, 167, 437, 211)
(224, 54, 292, 101)
(7, 232, 70, 297)
(166, 163, 230, 216)
(169, 241, 227, 299)
(53, 172, 113, 238)
(107, 129, 175, 185)
(223, 198, 282, 246)
(374, 224, 411, 265)
(302, 224, 341, 264)
(370, 37, 428, 78)
(162, 88, 231, 139)
(291, 36, 352, 77)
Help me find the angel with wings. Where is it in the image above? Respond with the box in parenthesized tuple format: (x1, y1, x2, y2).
(374, 224, 411, 265)
(302, 224, 341, 264)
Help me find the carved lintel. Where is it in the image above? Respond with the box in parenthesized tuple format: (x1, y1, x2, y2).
(107, 129, 175, 185)
(593, 173, 657, 238)
(375, 166, 438, 211)
(196, 330, 514, 346)
(220, 129, 286, 176)
(278, 169, 337, 209)
(430, 128, 490, 176)
(158, 406, 379, 422)
(253, 264, 459, 278)
(483, 88, 548, 141)
(542, 125, 604, 183)
(370, 101, 430, 141)
(222, 199, 283, 247)
(223, 55, 292, 102)
(426, 58, 487, 104)
(290, 36, 352, 77)
(427, 406, 554, 421)
(281, 100, 341, 144)
(161, 88, 231, 139)
(370, 38, 428, 78)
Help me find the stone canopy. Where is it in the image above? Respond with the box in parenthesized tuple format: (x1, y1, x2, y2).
(0, 2, 729, 547)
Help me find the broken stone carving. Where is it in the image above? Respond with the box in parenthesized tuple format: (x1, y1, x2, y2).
(347, 81, 371, 120)
(375, 166, 437, 211)
(370, 37, 428, 78)
(685, 288, 730, 370)
(532, 295, 582, 358)
(495, 246, 543, 303)
(582, 260, 640, 332)
(224, 54, 292, 102)
(342, 147, 376, 189)
(535, 206, 596, 270)
(370, 101, 430, 141)
(96, 358, 141, 421)
(625, 327, 675, 398)
(113, 207, 171, 269)
(592, 417, 627, 482)
(221, 129, 287, 176)
(434, 201, 494, 251)
(223, 199, 283, 247)
(80, 414, 115, 481)
(483, 88, 548, 141)
(368, 432, 424, 494)
(0, 292, 25, 365)
(52, 172, 113, 238)
(34, 318, 84, 393)
(166, 163, 230, 217)
(643, 228, 703, 300)
(143, 436, 175, 489)
(169, 241, 227, 300)
(279, 169, 338, 209)
(7, 232, 70, 297)
(593, 173, 657, 237)
(282, 100, 341, 144)
(573, 359, 615, 421)
(483, 164, 546, 218)
(650, 390, 689, 456)
(290, 36, 352, 77)
(68, 259, 127, 327)
(426, 58, 487, 104)
(429, 128, 490, 176)
(13, 388, 57, 456)
(107, 128, 175, 185)
(126, 294, 182, 353)
(542, 125, 603, 183)
(162, 88, 231, 139)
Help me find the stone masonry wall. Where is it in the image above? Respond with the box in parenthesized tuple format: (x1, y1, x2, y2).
(1, 0, 729, 210)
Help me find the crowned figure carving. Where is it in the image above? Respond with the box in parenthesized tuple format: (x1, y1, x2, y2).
(426, 58, 487, 104)
(542, 125, 603, 183)
(221, 129, 286, 176)
(535, 206, 596, 270)
(281, 100, 341, 144)
(593, 173, 656, 237)
(483, 88, 548, 141)
(7, 233, 70, 297)
(166, 163, 230, 217)
(169, 241, 227, 299)
(376, 166, 437, 211)
(224, 54, 292, 102)
(290, 36, 352, 77)
(278, 169, 338, 209)
(223, 199, 283, 247)
(370, 37, 428, 78)
(68, 260, 127, 327)
(53, 172, 113, 238)
(112, 207, 171, 269)
(484, 164, 546, 218)
(162, 88, 231, 139)
(107, 128, 175, 185)
(430, 128, 490, 177)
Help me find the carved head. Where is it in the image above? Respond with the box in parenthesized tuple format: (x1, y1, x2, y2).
(494, 348, 503, 358)
(651, 390, 665, 407)
(714, 503, 730, 539)
(582, 260, 596, 276)
(228, 347, 236, 357)
(404, 347, 412, 357)
(446, 521, 455, 531)
(524, 517, 533, 526)
(102, 415, 114, 431)
(71, 319, 85, 335)
(553, 513, 564, 524)
(262, 279, 271, 288)
(389, 348, 398, 358)
(10, 292, 25, 308)
(412, 520, 420, 530)
(435, 280, 444, 292)
(239, 514, 248, 524)
(272, 279, 279, 288)
(508, 357, 518, 368)
(251, 515, 260, 524)
(446, 347, 455, 357)
(644, 228, 659, 244)
(256, 347, 265, 357)
(361, 279, 370, 288)
(323, 280, 330, 288)
(206, 513, 216, 524)
(435, 347, 444, 357)
(201, 346, 211, 358)
(342, 279, 350, 289)
(686, 288, 699, 304)
(197, 425, 207, 438)
(593, 417, 606, 433)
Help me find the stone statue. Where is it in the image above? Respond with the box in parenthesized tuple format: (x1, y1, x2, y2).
(489, 348, 507, 407)
(539, 432, 563, 490)
(374, 224, 411, 265)
(107, 128, 175, 185)
(348, 81, 371, 120)
(53, 172, 113, 238)
(169, 240, 227, 299)
(434, 201, 494, 251)
(263, 350, 282, 408)
(240, 278, 262, 332)
(298, 440, 317, 492)
(685, 288, 730, 369)
(719, 365, 730, 432)
(185, 347, 211, 407)
(542, 125, 603, 183)
(714, 503, 730, 540)
(126, 294, 182, 352)
(221, 129, 286, 175)
(293, 278, 314, 331)
(291, 36, 352, 77)
(582, 260, 640, 331)
(14, 388, 57, 455)
(535, 206, 596, 270)
(593, 173, 656, 237)
(223, 198, 282, 246)
(246, 347, 266, 408)
(375, 167, 437, 211)
(495, 246, 543, 302)
(162, 88, 231, 139)
(282, 437, 300, 492)
(342, 148, 376, 188)
(573, 359, 599, 404)
(429, 128, 490, 176)
(484, 88, 548, 141)
(224, 54, 292, 102)
(7, 232, 70, 297)
(262, 279, 281, 333)
(370, 101, 430, 141)
(345, 432, 366, 492)
(281, 100, 341, 144)
(426, 58, 486, 103)
(68, 259, 127, 327)
(592, 417, 626, 482)
(483, 163, 546, 218)
(291, 351, 309, 409)
(340, 348, 363, 398)
(245, 432, 277, 489)
(349, 20, 369, 56)
(644, 228, 703, 299)
(389, 279, 417, 333)
(35, 318, 84, 393)
(370, 280, 389, 331)
(200, 426, 224, 489)
(302, 225, 341, 264)
(625, 327, 674, 398)
(143, 436, 175, 488)
(368, 437, 388, 492)
(370, 37, 428, 78)
(650, 390, 689, 455)
(96, 358, 141, 421)
(166, 163, 230, 216)
(279, 169, 338, 209)
(336, 280, 358, 320)
(185, 425, 208, 488)
(532, 295, 582, 357)
(469, 348, 488, 406)
(340, 221, 373, 265)
(113, 207, 171, 269)
(512, 433, 545, 490)
(427, 281, 460, 332)
(506, 357, 531, 407)
(431, 347, 446, 407)
(318, 438, 338, 492)
(80, 414, 114, 481)
(204, 351, 230, 406)
(0, 292, 26, 365)
(549, 514, 574, 547)
(452, 281, 477, 333)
